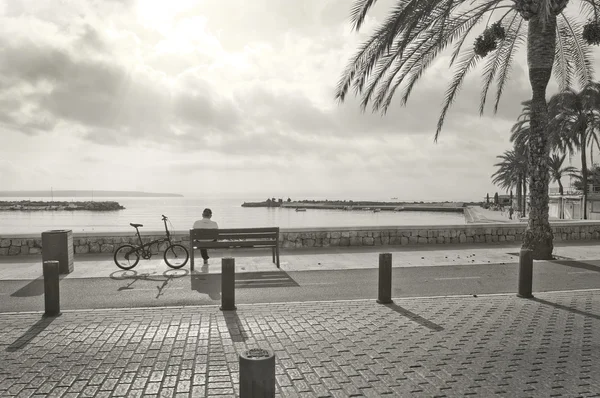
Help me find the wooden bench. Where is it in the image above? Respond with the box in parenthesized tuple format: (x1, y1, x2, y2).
(189, 227, 280, 269)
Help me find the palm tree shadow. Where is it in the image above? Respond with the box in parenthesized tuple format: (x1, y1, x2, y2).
(190, 272, 221, 301)
(6, 316, 57, 352)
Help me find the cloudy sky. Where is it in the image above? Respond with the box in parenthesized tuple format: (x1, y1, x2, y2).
(0, 0, 597, 201)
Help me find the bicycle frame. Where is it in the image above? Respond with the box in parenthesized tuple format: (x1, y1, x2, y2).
(130, 217, 175, 259)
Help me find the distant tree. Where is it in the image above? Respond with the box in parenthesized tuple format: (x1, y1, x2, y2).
(549, 153, 577, 196)
(266, 198, 272, 203)
(486, 193, 489, 204)
(278, 198, 283, 203)
(494, 192, 499, 204)
(287, 197, 291, 202)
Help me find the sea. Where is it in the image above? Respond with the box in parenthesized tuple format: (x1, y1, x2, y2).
(0, 196, 466, 235)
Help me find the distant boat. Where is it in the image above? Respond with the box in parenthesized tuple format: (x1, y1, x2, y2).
(295, 208, 307, 212)
(373, 208, 381, 212)
(391, 197, 398, 200)
(394, 206, 404, 211)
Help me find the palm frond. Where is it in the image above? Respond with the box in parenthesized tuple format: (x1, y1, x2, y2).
(372, 12, 482, 112)
(553, 16, 574, 92)
(435, 49, 481, 142)
(493, 16, 525, 114)
(350, 0, 383, 31)
(559, 15, 594, 89)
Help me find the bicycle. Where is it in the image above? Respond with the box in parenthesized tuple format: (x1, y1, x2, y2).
(114, 215, 189, 270)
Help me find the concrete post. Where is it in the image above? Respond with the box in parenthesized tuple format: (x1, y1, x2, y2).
(43, 261, 61, 317)
(377, 253, 393, 304)
(517, 248, 533, 298)
(220, 257, 236, 311)
(239, 348, 275, 397)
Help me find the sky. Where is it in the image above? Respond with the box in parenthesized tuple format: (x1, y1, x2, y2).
(0, 0, 598, 202)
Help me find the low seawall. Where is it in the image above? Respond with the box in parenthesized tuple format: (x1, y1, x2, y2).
(2, 221, 600, 256)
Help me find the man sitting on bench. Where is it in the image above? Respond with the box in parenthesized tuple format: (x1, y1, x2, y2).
(193, 208, 218, 265)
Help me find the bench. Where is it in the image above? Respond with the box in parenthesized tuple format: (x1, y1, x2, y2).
(189, 227, 280, 270)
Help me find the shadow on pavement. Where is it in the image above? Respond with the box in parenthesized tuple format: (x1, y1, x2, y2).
(235, 271, 299, 289)
(550, 260, 600, 273)
(383, 303, 444, 331)
(190, 272, 221, 301)
(221, 311, 248, 342)
(529, 297, 600, 321)
(5, 316, 57, 352)
(11, 275, 66, 297)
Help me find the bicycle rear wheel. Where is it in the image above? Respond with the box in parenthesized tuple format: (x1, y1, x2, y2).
(114, 244, 140, 270)
(164, 244, 189, 269)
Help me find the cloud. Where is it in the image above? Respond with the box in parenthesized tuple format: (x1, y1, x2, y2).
(1, 0, 586, 198)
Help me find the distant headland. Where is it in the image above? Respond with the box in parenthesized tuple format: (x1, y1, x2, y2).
(0, 190, 183, 198)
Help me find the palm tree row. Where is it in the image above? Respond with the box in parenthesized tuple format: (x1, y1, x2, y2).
(336, 0, 599, 259)
(493, 83, 600, 220)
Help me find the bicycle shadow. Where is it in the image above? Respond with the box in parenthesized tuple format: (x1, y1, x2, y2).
(110, 269, 189, 299)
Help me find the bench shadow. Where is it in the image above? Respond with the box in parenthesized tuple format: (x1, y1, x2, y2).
(235, 271, 299, 289)
(190, 272, 221, 301)
(383, 303, 444, 332)
(11, 275, 67, 297)
(222, 311, 249, 342)
(549, 260, 600, 273)
(5, 316, 57, 352)
(529, 297, 600, 321)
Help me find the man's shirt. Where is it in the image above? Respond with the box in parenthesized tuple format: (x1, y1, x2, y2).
(193, 218, 219, 229)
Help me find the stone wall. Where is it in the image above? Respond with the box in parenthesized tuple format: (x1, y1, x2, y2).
(2, 221, 600, 256)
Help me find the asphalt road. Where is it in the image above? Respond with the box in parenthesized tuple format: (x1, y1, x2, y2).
(1, 260, 600, 313)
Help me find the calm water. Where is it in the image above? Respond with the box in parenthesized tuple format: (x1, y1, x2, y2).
(0, 196, 465, 234)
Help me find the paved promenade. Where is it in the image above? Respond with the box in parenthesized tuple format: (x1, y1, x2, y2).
(1, 291, 599, 397)
(1, 242, 600, 397)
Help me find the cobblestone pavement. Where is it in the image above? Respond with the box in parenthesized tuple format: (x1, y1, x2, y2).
(1, 291, 599, 397)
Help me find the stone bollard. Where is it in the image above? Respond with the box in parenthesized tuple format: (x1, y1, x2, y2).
(377, 253, 393, 304)
(220, 257, 236, 311)
(43, 261, 61, 317)
(517, 248, 534, 298)
(239, 348, 275, 397)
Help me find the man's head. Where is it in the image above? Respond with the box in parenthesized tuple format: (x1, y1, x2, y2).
(202, 208, 212, 218)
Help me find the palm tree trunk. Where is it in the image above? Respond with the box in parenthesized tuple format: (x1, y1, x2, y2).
(522, 172, 527, 214)
(522, 13, 556, 260)
(558, 180, 564, 219)
(581, 137, 588, 219)
(517, 177, 523, 213)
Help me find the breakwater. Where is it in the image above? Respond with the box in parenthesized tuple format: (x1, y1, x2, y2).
(2, 221, 600, 256)
(243, 200, 465, 212)
(0, 201, 125, 211)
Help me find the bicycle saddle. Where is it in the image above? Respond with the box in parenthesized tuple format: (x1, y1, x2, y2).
(130, 223, 143, 228)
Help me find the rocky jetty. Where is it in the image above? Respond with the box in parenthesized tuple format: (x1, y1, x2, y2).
(0, 200, 125, 211)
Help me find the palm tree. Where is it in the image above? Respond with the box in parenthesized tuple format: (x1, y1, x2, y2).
(549, 153, 577, 195)
(492, 148, 528, 213)
(336, 1, 596, 259)
(548, 82, 600, 219)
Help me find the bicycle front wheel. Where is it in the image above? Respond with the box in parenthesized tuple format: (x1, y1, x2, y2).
(164, 244, 189, 269)
(114, 244, 140, 270)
